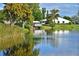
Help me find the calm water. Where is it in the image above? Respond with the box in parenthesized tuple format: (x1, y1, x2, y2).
(34, 30, 79, 56)
(0, 30, 79, 56)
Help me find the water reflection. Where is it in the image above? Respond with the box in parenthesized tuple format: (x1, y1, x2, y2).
(34, 30, 79, 56)
(54, 30, 69, 34)
(34, 30, 63, 48)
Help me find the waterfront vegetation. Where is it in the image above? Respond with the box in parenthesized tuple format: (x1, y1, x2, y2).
(0, 3, 79, 56)
(41, 24, 79, 31)
(53, 24, 78, 30)
(0, 23, 24, 50)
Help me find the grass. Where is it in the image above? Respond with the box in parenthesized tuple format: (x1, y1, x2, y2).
(0, 23, 24, 50)
(53, 24, 74, 30)
(53, 24, 79, 31)
(72, 25, 79, 31)
(41, 25, 52, 30)
(41, 24, 79, 31)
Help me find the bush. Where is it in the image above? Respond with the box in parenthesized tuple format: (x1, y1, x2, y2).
(0, 23, 24, 50)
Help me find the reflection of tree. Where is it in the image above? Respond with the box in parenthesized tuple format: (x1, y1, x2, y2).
(4, 31, 39, 56)
(34, 37, 42, 45)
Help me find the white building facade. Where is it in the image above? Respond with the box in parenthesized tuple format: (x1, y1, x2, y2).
(53, 17, 70, 24)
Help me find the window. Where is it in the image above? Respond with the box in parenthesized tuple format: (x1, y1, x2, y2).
(63, 21, 64, 23)
(58, 21, 60, 23)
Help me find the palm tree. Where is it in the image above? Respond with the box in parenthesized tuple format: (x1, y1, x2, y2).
(49, 9, 60, 26)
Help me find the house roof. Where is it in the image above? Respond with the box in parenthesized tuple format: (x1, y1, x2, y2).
(41, 17, 70, 22)
(54, 17, 70, 22)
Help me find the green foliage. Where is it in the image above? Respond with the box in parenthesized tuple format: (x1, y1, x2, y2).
(53, 24, 79, 31)
(42, 8, 46, 19)
(4, 3, 34, 26)
(71, 10, 79, 24)
(46, 10, 49, 19)
(29, 3, 43, 21)
(0, 10, 6, 23)
(4, 31, 39, 56)
(50, 9, 59, 20)
(47, 9, 60, 27)
(0, 23, 24, 50)
(41, 25, 52, 30)
(53, 24, 74, 30)
(72, 16, 79, 24)
(63, 16, 72, 21)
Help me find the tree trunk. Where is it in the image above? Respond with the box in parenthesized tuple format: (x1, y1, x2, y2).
(22, 21, 26, 29)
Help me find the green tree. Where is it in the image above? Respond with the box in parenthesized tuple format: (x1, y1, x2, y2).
(28, 3, 43, 21)
(48, 9, 60, 27)
(71, 10, 79, 24)
(4, 3, 34, 30)
(42, 8, 46, 19)
(46, 10, 49, 24)
(63, 16, 72, 21)
(72, 16, 79, 24)
(0, 10, 6, 23)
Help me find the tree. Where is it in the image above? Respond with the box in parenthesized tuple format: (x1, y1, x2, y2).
(46, 10, 49, 24)
(28, 3, 43, 21)
(48, 9, 60, 27)
(42, 8, 46, 19)
(3, 3, 34, 29)
(71, 10, 79, 24)
(0, 10, 6, 23)
(72, 16, 79, 24)
(63, 16, 72, 21)
(77, 10, 79, 16)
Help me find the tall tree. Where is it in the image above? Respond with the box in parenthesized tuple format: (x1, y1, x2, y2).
(46, 10, 49, 24)
(4, 3, 34, 29)
(42, 8, 46, 19)
(28, 3, 43, 21)
(48, 9, 59, 27)
(77, 10, 79, 16)
(71, 10, 79, 24)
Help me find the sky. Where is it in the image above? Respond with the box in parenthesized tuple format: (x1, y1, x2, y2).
(40, 3, 79, 17)
(0, 3, 79, 17)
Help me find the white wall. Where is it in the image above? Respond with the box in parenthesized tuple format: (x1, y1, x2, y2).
(53, 17, 70, 24)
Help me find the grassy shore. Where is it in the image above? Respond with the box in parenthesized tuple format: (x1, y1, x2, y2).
(41, 26, 52, 30)
(53, 24, 79, 30)
(41, 24, 79, 31)
(0, 23, 24, 50)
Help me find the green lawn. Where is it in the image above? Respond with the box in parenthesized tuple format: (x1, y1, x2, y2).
(53, 24, 79, 30)
(41, 26, 52, 30)
(41, 24, 79, 31)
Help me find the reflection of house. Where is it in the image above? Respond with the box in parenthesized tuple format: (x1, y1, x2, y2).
(54, 30, 70, 34)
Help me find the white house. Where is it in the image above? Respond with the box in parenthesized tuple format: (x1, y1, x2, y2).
(53, 17, 70, 24)
(40, 19, 47, 24)
(40, 17, 70, 24)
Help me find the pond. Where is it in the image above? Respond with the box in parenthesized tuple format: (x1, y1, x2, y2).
(34, 30, 79, 56)
(0, 30, 79, 56)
